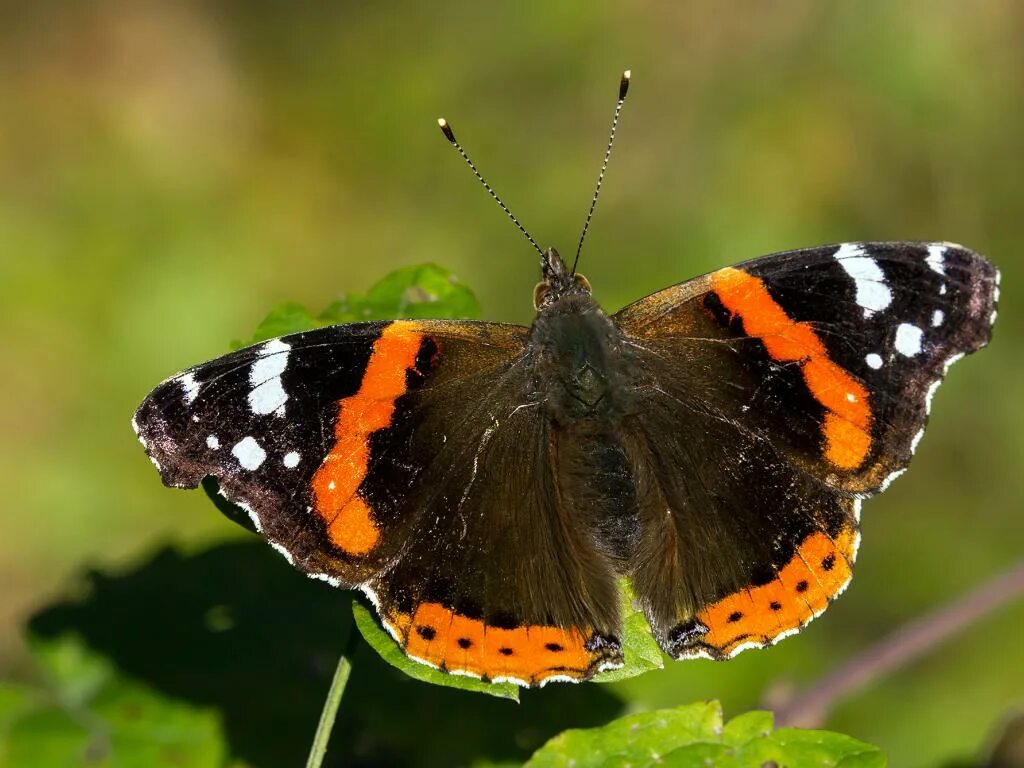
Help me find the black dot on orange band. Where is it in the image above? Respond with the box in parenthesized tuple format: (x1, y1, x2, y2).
(821, 553, 836, 571)
(498, 647, 514, 656)
(796, 580, 809, 593)
(416, 625, 436, 641)
(457, 637, 472, 649)
(545, 642, 564, 652)
(727, 611, 744, 623)
(769, 601, 782, 611)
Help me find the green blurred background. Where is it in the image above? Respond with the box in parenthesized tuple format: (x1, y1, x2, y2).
(1, 2, 1021, 766)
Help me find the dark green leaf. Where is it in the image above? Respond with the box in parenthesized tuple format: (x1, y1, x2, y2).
(351, 600, 519, 702)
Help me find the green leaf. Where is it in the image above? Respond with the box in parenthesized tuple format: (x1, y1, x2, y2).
(235, 301, 323, 348)
(527, 701, 725, 767)
(592, 581, 664, 684)
(350, 578, 662, 698)
(0, 634, 227, 767)
(720, 710, 773, 746)
(739, 727, 889, 768)
(524, 701, 887, 768)
(351, 600, 519, 702)
(320, 263, 480, 323)
(234, 263, 480, 348)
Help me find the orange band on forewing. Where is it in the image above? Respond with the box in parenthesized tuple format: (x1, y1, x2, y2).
(329, 498, 379, 556)
(710, 268, 873, 469)
(802, 358, 869, 428)
(312, 322, 424, 555)
(696, 530, 856, 655)
(389, 602, 597, 684)
(822, 413, 872, 470)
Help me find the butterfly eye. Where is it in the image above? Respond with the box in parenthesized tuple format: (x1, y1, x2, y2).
(574, 274, 592, 293)
(533, 282, 550, 310)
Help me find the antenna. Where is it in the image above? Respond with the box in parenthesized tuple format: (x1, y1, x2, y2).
(437, 118, 543, 256)
(571, 69, 631, 275)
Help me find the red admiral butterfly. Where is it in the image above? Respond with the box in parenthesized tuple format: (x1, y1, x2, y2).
(133, 73, 999, 686)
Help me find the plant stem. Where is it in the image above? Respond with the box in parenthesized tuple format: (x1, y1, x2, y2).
(772, 558, 1024, 728)
(306, 635, 357, 768)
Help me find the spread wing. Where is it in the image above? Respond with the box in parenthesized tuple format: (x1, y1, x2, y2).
(133, 319, 623, 685)
(613, 242, 998, 658)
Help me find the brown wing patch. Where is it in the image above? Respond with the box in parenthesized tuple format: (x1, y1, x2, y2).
(680, 527, 858, 659)
(709, 267, 873, 470)
(384, 602, 621, 685)
(312, 321, 426, 556)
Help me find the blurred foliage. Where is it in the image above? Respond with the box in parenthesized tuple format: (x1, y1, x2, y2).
(0, 635, 224, 767)
(1, 2, 1022, 767)
(27, 543, 623, 766)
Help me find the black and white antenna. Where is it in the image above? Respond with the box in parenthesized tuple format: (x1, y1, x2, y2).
(437, 118, 543, 256)
(571, 69, 631, 275)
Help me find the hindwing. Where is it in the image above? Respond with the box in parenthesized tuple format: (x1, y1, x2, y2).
(613, 242, 998, 657)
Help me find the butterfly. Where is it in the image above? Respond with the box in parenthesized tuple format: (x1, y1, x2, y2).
(132, 72, 999, 687)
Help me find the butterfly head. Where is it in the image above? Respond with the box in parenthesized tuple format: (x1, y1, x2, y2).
(535, 247, 592, 310)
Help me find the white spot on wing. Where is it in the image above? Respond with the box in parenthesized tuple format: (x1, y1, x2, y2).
(207, 435, 220, 450)
(179, 373, 200, 404)
(894, 323, 923, 357)
(932, 309, 944, 327)
(926, 244, 947, 275)
(248, 340, 291, 416)
(834, 243, 892, 317)
(283, 451, 300, 468)
(232, 436, 266, 470)
(865, 353, 883, 370)
(248, 378, 288, 415)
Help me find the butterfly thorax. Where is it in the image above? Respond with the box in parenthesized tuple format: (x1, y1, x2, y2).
(528, 296, 633, 425)
(528, 249, 635, 425)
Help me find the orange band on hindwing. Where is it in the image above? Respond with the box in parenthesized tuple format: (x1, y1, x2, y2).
(710, 267, 872, 470)
(384, 602, 612, 685)
(311, 322, 425, 556)
(695, 528, 858, 656)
